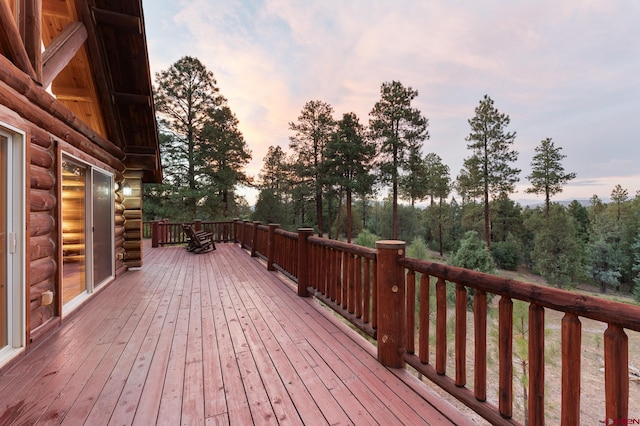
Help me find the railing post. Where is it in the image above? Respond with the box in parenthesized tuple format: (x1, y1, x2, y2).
(194, 219, 202, 232)
(297, 228, 314, 297)
(375, 240, 406, 368)
(251, 221, 260, 257)
(151, 221, 159, 248)
(233, 218, 240, 243)
(604, 324, 629, 422)
(267, 224, 279, 271)
(243, 220, 251, 249)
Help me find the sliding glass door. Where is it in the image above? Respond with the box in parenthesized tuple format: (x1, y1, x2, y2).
(61, 156, 114, 310)
(92, 169, 114, 287)
(0, 126, 25, 364)
(1, 135, 7, 348)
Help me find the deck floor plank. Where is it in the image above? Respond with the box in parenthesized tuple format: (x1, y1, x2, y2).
(0, 241, 467, 425)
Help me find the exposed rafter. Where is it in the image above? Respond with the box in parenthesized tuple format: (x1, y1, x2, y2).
(91, 7, 141, 33)
(18, 0, 43, 82)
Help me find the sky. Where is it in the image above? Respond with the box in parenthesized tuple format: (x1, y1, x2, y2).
(141, 0, 639, 206)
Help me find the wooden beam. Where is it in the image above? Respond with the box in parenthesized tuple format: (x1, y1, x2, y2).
(18, 0, 43, 83)
(74, 0, 125, 148)
(91, 7, 141, 33)
(0, 0, 38, 80)
(52, 86, 93, 102)
(42, 21, 88, 88)
(112, 91, 151, 107)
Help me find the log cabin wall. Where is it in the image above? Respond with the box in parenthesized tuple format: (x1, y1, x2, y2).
(1, 0, 160, 359)
(122, 171, 143, 268)
(0, 59, 126, 343)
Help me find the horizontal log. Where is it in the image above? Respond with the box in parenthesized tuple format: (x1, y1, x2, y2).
(30, 235, 56, 261)
(123, 241, 141, 251)
(308, 235, 377, 259)
(124, 219, 141, 231)
(125, 231, 141, 240)
(123, 197, 142, 210)
(30, 142, 54, 168)
(400, 257, 640, 332)
(115, 202, 125, 215)
(29, 304, 55, 331)
(123, 210, 142, 219)
(29, 278, 55, 301)
(30, 188, 56, 212)
(30, 164, 55, 190)
(115, 215, 126, 226)
(30, 127, 53, 149)
(30, 211, 55, 237)
(30, 257, 57, 286)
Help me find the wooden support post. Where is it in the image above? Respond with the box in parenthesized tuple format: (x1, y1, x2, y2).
(376, 240, 406, 368)
(251, 221, 260, 257)
(194, 219, 202, 232)
(233, 218, 240, 243)
(151, 221, 159, 248)
(243, 220, 251, 249)
(561, 313, 581, 425)
(267, 224, 279, 271)
(604, 324, 629, 422)
(297, 228, 314, 297)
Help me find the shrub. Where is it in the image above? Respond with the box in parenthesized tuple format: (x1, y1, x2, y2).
(491, 235, 520, 271)
(407, 236, 430, 260)
(354, 229, 379, 249)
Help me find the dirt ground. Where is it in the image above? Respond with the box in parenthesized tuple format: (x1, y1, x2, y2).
(415, 268, 640, 425)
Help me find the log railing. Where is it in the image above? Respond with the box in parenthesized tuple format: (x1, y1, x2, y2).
(147, 220, 236, 247)
(398, 252, 639, 426)
(150, 222, 639, 425)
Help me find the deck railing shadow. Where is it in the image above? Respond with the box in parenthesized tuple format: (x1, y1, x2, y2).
(146, 219, 640, 426)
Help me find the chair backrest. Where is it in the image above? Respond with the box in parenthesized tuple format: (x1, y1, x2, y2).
(183, 224, 203, 247)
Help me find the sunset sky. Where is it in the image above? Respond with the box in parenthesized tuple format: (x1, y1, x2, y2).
(141, 0, 639, 205)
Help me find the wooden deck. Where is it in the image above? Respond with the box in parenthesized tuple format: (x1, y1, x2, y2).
(0, 241, 470, 425)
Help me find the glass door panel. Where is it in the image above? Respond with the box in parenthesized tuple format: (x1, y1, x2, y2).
(0, 136, 6, 347)
(92, 170, 113, 286)
(61, 159, 87, 304)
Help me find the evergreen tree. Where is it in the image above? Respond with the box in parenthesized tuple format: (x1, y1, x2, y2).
(151, 56, 250, 219)
(399, 143, 429, 207)
(200, 106, 252, 217)
(525, 138, 576, 217)
(610, 184, 629, 221)
(258, 145, 291, 197)
(588, 215, 626, 293)
(526, 204, 581, 288)
(289, 100, 335, 236)
(458, 95, 520, 249)
(323, 112, 375, 242)
(369, 81, 429, 239)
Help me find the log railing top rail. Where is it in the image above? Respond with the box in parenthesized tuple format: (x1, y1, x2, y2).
(400, 257, 640, 332)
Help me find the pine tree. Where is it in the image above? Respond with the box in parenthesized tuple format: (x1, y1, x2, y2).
(458, 95, 520, 249)
(323, 112, 375, 242)
(289, 100, 335, 236)
(369, 81, 429, 239)
(525, 138, 576, 217)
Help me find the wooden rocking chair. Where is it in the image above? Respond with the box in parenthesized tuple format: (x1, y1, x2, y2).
(183, 224, 215, 254)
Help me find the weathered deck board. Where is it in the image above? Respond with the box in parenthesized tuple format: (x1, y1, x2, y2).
(0, 241, 468, 425)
